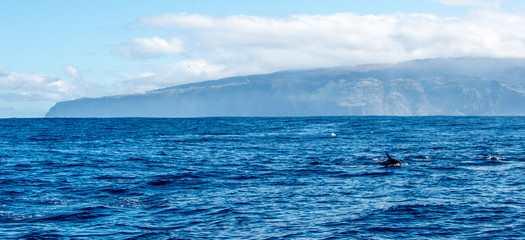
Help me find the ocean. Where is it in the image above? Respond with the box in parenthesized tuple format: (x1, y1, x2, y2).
(1, 117, 524, 239)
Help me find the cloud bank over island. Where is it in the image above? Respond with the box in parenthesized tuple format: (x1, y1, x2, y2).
(114, 8, 525, 92)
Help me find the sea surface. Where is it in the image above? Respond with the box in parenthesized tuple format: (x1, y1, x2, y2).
(1, 117, 525, 239)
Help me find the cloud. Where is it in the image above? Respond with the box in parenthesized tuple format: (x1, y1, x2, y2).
(115, 71, 155, 80)
(113, 36, 185, 60)
(65, 65, 82, 81)
(115, 59, 229, 93)
(434, 0, 502, 8)
(141, 13, 216, 28)
(116, 10, 525, 92)
(140, 12, 525, 63)
(0, 68, 98, 102)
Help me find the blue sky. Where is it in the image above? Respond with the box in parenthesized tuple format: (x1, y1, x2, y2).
(1, 0, 525, 117)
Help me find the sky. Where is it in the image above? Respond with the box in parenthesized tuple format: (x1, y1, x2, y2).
(1, 0, 525, 117)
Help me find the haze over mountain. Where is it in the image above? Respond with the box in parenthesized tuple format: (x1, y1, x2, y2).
(45, 57, 525, 117)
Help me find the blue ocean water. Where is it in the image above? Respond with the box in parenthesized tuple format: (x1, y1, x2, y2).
(1, 117, 525, 239)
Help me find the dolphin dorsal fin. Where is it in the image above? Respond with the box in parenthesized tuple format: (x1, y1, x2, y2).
(386, 152, 392, 160)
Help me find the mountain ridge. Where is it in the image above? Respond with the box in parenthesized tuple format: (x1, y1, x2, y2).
(45, 57, 525, 117)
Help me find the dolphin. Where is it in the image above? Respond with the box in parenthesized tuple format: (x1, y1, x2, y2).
(381, 153, 403, 167)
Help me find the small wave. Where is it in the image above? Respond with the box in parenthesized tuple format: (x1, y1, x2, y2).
(79, 206, 110, 211)
(427, 166, 460, 171)
(335, 171, 394, 178)
(17, 232, 66, 239)
(111, 197, 144, 209)
(0, 179, 18, 185)
(206, 208, 234, 216)
(125, 232, 173, 239)
(101, 188, 127, 194)
(179, 208, 208, 216)
(93, 175, 137, 180)
(125, 157, 148, 162)
(12, 163, 32, 169)
(142, 195, 172, 210)
(230, 175, 259, 180)
(384, 204, 451, 214)
(0, 211, 31, 223)
(30, 209, 110, 222)
(26, 135, 62, 142)
(367, 227, 406, 233)
(1, 190, 23, 196)
(147, 180, 173, 186)
(157, 151, 168, 156)
(38, 199, 68, 206)
(145, 173, 211, 188)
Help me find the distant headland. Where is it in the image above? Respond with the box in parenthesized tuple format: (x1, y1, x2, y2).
(45, 57, 525, 117)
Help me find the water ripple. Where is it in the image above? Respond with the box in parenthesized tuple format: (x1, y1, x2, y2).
(0, 117, 524, 239)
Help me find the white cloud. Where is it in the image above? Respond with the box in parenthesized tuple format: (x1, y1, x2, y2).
(114, 10, 525, 92)
(142, 12, 525, 62)
(65, 65, 82, 80)
(115, 59, 230, 93)
(0, 68, 98, 102)
(141, 13, 216, 28)
(434, 0, 502, 8)
(116, 71, 155, 80)
(114, 36, 185, 60)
